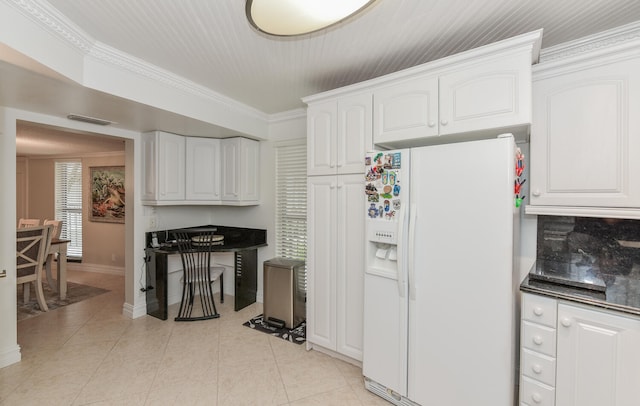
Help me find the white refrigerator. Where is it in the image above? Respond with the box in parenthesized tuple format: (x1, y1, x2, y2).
(363, 135, 521, 406)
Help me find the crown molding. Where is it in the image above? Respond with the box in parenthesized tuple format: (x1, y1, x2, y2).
(538, 20, 640, 64)
(10, 0, 270, 122)
(268, 108, 307, 123)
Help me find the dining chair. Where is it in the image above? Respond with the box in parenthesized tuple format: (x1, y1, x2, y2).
(173, 229, 225, 321)
(18, 218, 40, 228)
(16, 225, 53, 312)
(43, 219, 63, 290)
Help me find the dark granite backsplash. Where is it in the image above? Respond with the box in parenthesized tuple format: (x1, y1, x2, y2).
(532, 216, 640, 292)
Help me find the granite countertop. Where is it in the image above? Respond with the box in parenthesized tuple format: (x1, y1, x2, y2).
(521, 269, 640, 316)
(147, 225, 267, 254)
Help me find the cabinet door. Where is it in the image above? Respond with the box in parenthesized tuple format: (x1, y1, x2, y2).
(335, 174, 365, 360)
(307, 100, 337, 176)
(185, 137, 220, 201)
(306, 176, 337, 350)
(337, 93, 371, 174)
(158, 132, 185, 201)
(239, 138, 260, 202)
(557, 304, 640, 406)
(141, 133, 157, 201)
(530, 58, 640, 207)
(373, 76, 439, 146)
(439, 51, 531, 135)
(221, 138, 240, 201)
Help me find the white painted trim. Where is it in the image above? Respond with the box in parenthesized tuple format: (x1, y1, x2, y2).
(302, 29, 542, 103)
(307, 343, 362, 368)
(0, 344, 21, 369)
(122, 302, 147, 319)
(539, 20, 640, 63)
(525, 205, 640, 220)
(268, 108, 307, 123)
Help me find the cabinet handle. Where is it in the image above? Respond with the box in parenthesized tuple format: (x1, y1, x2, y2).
(532, 392, 542, 403)
(428, 121, 436, 128)
(0, 270, 6, 278)
(533, 306, 544, 316)
(330, 162, 336, 168)
(532, 189, 541, 197)
(440, 119, 448, 126)
(561, 317, 573, 327)
(532, 335, 543, 345)
(337, 183, 343, 189)
(532, 364, 542, 374)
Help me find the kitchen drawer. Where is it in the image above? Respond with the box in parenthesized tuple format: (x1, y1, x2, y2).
(521, 376, 555, 406)
(522, 293, 557, 328)
(522, 321, 556, 357)
(521, 348, 556, 387)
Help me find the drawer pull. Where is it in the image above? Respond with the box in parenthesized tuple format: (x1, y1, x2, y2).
(561, 317, 573, 327)
(532, 364, 542, 374)
(533, 335, 543, 345)
(428, 121, 436, 128)
(533, 306, 544, 316)
(532, 392, 542, 403)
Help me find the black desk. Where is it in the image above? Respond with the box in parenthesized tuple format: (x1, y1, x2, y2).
(145, 225, 267, 320)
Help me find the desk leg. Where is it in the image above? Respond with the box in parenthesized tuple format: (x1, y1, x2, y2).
(58, 245, 68, 300)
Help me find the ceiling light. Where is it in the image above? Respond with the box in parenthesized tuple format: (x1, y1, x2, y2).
(246, 0, 375, 36)
(67, 114, 114, 126)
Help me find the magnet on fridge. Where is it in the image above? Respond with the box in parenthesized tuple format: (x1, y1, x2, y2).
(389, 171, 396, 185)
(365, 156, 371, 166)
(385, 211, 396, 219)
(393, 200, 401, 210)
(368, 203, 379, 218)
(384, 200, 390, 212)
(393, 184, 400, 196)
(391, 153, 401, 169)
(378, 206, 384, 218)
(382, 172, 388, 184)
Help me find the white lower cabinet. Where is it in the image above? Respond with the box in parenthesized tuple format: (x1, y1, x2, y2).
(556, 303, 640, 406)
(520, 293, 557, 406)
(520, 293, 640, 406)
(307, 174, 364, 361)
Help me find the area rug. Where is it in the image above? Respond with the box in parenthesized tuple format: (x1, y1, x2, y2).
(17, 281, 109, 322)
(243, 314, 306, 345)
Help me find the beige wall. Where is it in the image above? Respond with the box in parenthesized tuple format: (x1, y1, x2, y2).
(25, 153, 126, 269)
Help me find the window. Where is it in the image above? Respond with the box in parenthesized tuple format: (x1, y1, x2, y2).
(55, 161, 83, 259)
(275, 139, 307, 259)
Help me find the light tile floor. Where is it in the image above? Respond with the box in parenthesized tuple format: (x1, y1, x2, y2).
(1, 270, 389, 405)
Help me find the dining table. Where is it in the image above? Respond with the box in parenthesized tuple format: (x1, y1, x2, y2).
(45, 238, 70, 300)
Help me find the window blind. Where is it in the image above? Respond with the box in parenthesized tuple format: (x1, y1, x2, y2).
(275, 140, 307, 260)
(55, 161, 83, 259)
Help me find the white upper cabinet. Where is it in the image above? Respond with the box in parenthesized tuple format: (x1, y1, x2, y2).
(221, 137, 260, 204)
(185, 137, 221, 201)
(142, 131, 185, 203)
(373, 76, 439, 144)
(337, 93, 372, 174)
(307, 93, 371, 176)
(142, 132, 259, 206)
(439, 51, 531, 135)
(528, 56, 640, 212)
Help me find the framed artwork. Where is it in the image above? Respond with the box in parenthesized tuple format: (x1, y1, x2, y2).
(90, 166, 125, 223)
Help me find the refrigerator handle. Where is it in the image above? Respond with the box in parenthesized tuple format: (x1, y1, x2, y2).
(396, 204, 407, 298)
(408, 203, 417, 301)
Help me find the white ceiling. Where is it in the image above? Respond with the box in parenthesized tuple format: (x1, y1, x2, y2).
(5, 0, 640, 155)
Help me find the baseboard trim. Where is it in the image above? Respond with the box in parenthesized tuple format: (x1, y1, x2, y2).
(122, 302, 147, 319)
(0, 344, 22, 368)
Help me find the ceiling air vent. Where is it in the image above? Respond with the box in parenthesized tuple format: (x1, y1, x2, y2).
(66, 114, 114, 126)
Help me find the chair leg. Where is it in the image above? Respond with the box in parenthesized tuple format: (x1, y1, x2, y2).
(220, 273, 224, 303)
(34, 281, 48, 312)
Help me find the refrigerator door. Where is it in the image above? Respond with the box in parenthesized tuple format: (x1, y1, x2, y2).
(363, 149, 410, 397)
(408, 136, 516, 406)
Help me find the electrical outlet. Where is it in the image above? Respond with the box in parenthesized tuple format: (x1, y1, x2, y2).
(149, 216, 157, 229)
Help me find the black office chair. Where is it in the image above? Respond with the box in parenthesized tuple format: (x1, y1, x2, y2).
(173, 229, 225, 321)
